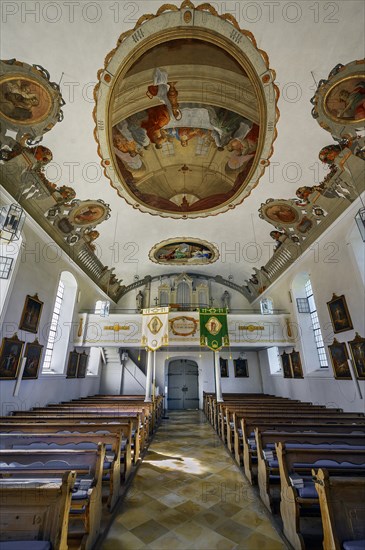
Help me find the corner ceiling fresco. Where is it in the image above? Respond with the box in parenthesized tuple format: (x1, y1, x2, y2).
(94, 1, 279, 218)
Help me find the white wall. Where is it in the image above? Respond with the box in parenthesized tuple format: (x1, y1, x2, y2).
(156, 349, 263, 410)
(0, 222, 105, 414)
(256, 207, 365, 413)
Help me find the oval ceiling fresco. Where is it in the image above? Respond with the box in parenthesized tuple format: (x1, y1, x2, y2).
(149, 237, 219, 266)
(94, 0, 279, 218)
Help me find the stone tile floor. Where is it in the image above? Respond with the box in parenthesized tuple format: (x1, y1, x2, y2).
(102, 410, 289, 549)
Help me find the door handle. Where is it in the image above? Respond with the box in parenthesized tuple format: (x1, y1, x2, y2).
(181, 386, 188, 392)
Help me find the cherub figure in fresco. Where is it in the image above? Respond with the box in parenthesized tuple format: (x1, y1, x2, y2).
(270, 230, 290, 251)
(318, 144, 342, 165)
(337, 81, 365, 120)
(84, 229, 99, 251)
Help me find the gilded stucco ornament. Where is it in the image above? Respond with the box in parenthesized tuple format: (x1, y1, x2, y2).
(93, 0, 279, 219)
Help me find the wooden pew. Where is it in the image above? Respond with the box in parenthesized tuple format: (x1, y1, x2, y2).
(0, 445, 105, 550)
(255, 429, 365, 511)
(15, 406, 150, 443)
(276, 443, 365, 550)
(235, 414, 365, 470)
(0, 421, 133, 479)
(0, 432, 122, 511)
(0, 471, 76, 550)
(5, 413, 144, 462)
(313, 468, 365, 550)
(221, 402, 333, 445)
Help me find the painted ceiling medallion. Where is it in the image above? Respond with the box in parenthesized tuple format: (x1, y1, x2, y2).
(149, 237, 219, 265)
(94, 0, 279, 219)
(311, 59, 365, 139)
(0, 60, 65, 151)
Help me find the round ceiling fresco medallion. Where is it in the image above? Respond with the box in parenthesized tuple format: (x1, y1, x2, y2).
(149, 237, 219, 265)
(94, 0, 279, 219)
(68, 200, 111, 228)
(260, 200, 301, 226)
(311, 59, 365, 139)
(0, 60, 65, 149)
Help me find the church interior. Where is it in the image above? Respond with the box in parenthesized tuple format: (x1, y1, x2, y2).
(0, 0, 364, 548)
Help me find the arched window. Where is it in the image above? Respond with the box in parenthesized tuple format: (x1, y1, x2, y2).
(291, 272, 328, 373)
(42, 271, 78, 374)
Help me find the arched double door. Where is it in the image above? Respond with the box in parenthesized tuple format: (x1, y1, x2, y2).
(167, 359, 199, 410)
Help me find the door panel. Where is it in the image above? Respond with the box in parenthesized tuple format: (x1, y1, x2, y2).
(168, 360, 199, 410)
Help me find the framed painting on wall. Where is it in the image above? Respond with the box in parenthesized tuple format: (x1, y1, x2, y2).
(233, 358, 249, 378)
(0, 334, 24, 379)
(348, 333, 365, 380)
(77, 352, 88, 378)
(327, 294, 353, 334)
(66, 351, 79, 378)
(281, 351, 292, 378)
(19, 294, 43, 333)
(220, 357, 229, 378)
(22, 338, 43, 379)
(290, 350, 304, 379)
(328, 339, 351, 380)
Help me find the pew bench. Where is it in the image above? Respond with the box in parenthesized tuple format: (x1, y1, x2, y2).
(255, 429, 365, 512)
(0, 471, 76, 550)
(313, 468, 365, 550)
(0, 421, 133, 479)
(3, 413, 144, 463)
(276, 443, 365, 550)
(0, 445, 105, 550)
(235, 415, 365, 470)
(0, 432, 122, 511)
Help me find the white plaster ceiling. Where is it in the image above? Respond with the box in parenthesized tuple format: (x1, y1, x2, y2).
(2, 0, 364, 290)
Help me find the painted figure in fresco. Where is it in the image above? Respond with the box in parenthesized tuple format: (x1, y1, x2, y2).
(0, 79, 40, 121)
(112, 126, 144, 171)
(337, 81, 365, 120)
(74, 205, 104, 224)
(265, 204, 297, 224)
(141, 105, 172, 148)
(146, 69, 182, 120)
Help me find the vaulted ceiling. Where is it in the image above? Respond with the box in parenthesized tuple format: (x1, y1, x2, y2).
(2, 0, 364, 293)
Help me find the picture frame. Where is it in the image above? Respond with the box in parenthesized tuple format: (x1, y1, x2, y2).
(77, 351, 88, 378)
(22, 338, 43, 379)
(66, 351, 79, 378)
(348, 333, 365, 380)
(219, 357, 229, 378)
(233, 358, 249, 378)
(0, 334, 24, 379)
(281, 351, 292, 378)
(327, 293, 353, 334)
(290, 350, 304, 379)
(328, 338, 351, 380)
(19, 293, 44, 334)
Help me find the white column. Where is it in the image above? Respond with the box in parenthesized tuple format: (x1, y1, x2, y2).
(152, 350, 156, 400)
(145, 349, 153, 402)
(214, 351, 223, 402)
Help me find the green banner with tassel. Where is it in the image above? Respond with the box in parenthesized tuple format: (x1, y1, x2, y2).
(199, 308, 230, 351)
